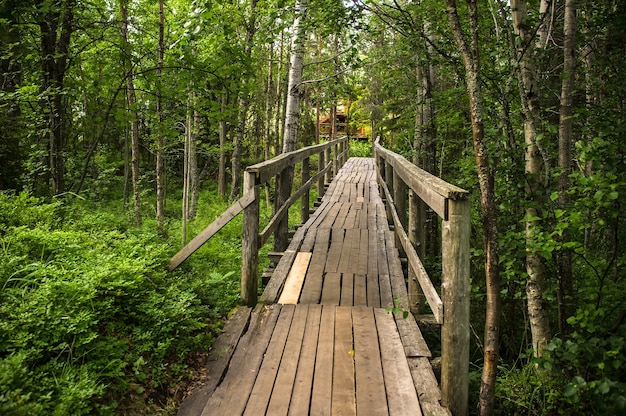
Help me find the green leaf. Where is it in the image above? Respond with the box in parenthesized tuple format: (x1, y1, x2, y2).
(564, 384, 578, 398)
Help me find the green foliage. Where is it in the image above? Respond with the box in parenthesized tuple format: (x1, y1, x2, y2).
(0, 192, 237, 414)
(349, 140, 372, 157)
(495, 363, 571, 416)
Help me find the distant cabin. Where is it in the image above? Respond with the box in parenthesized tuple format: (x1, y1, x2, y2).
(319, 113, 368, 140)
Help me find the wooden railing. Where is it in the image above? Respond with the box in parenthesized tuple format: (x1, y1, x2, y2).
(374, 138, 470, 416)
(169, 136, 350, 306)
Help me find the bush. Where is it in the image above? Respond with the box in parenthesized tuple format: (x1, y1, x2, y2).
(0, 192, 228, 414)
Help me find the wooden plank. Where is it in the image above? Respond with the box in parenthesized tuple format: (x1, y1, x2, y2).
(408, 357, 452, 416)
(367, 228, 381, 308)
(261, 249, 298, 304)
(320, 199, 343, 228)
(300, 227, 317, 252)
(340, 273, 354, 306)
(385, 231, 410, 311)
(265, 305, 310, 416)
(395, 312, 432, 358)
(352, 306, 388, 416)
(278, 252, 312, 304)
(243, 305, 296, 416)
(288, 305, 322, 415)
(321, 272, 341, 305)
(357, 229, 369, 276)
(261, 223, 309, 303)
(338, 228, 359, 273)
(374, 309, 422, 416)
(325, 228, 344, 273)
(353, 274, 367, 306)
(177, 307, 252, 416)
(300, 228, 330, 304)
(342, 204, 358, 229)
(332, 306, 356, 415)
(310, 305, 336, 416)
(377, 230, 394, 309)
(333, 202, 351, 229)
(169, 192, 255, 271)
(201, 305, 281, 416)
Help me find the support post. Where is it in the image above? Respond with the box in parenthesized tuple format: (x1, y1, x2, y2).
(301, 156, 310, 223)
(325, 145, 332, 183)
(318, 150, 326, 198)
(408, 190, 426, 313)
(441, 197, 470, 416)
(393, 169, 407, 254)
(333, 141, 339, 177)
(384, 160, 394, 226)
(241, 171, 260, 306)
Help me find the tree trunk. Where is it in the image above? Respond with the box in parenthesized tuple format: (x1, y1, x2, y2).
(0, 6, 22, 190)
(218, 92, 228, 198)
(189, 100, 200, 220)
(38, 0, 75, 195)
(264, 44, 274, 208)
(120, 0, 142, 224)
(511, 0, 553, 358)
(556, 0, 577, 337)
(229, 0, 259, 202)
(274, 0, 308, 253)
(446, 1, 499, 415)
(156, 0, 166, 229)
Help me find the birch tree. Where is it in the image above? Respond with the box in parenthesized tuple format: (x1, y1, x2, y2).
(445, 0, 499, 414)
(120, 0, 142, 224)
(274, 0, 308, 252)
(510, 0, 553, 357)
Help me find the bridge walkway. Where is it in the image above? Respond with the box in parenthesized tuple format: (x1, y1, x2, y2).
(178, 158, 450, 416)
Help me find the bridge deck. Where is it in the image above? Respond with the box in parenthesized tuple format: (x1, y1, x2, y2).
(178, 158, 450, 416)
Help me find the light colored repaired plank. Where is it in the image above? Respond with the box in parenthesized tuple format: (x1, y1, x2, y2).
(278, 252, 312, 304)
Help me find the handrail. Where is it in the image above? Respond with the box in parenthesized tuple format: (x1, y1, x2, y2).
(168, 136, 349, 289)
(241, 136, 349, 305)
(374, 137, 470, 416)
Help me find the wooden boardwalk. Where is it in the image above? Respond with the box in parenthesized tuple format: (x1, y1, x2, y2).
(178, 158, 450, 416)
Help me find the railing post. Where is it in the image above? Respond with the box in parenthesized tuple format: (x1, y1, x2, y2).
(333, 140, 339, 176)
(384, 160, 394, 226)
(408, 191, 427, 313)
(392, 169, 407, 255)
(301, 156, 310, 223)
(318, 149, 326, 198)
(325, 145, 333, 183)
(441, 197, 470, 416)
(241, 170, 260, 306)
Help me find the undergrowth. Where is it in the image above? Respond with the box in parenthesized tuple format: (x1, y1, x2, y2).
(0, 174, 314, 415)
(0, 190, 244, 415)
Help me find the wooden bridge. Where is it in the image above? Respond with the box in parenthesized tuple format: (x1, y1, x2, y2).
(172, 137, 470, 416)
